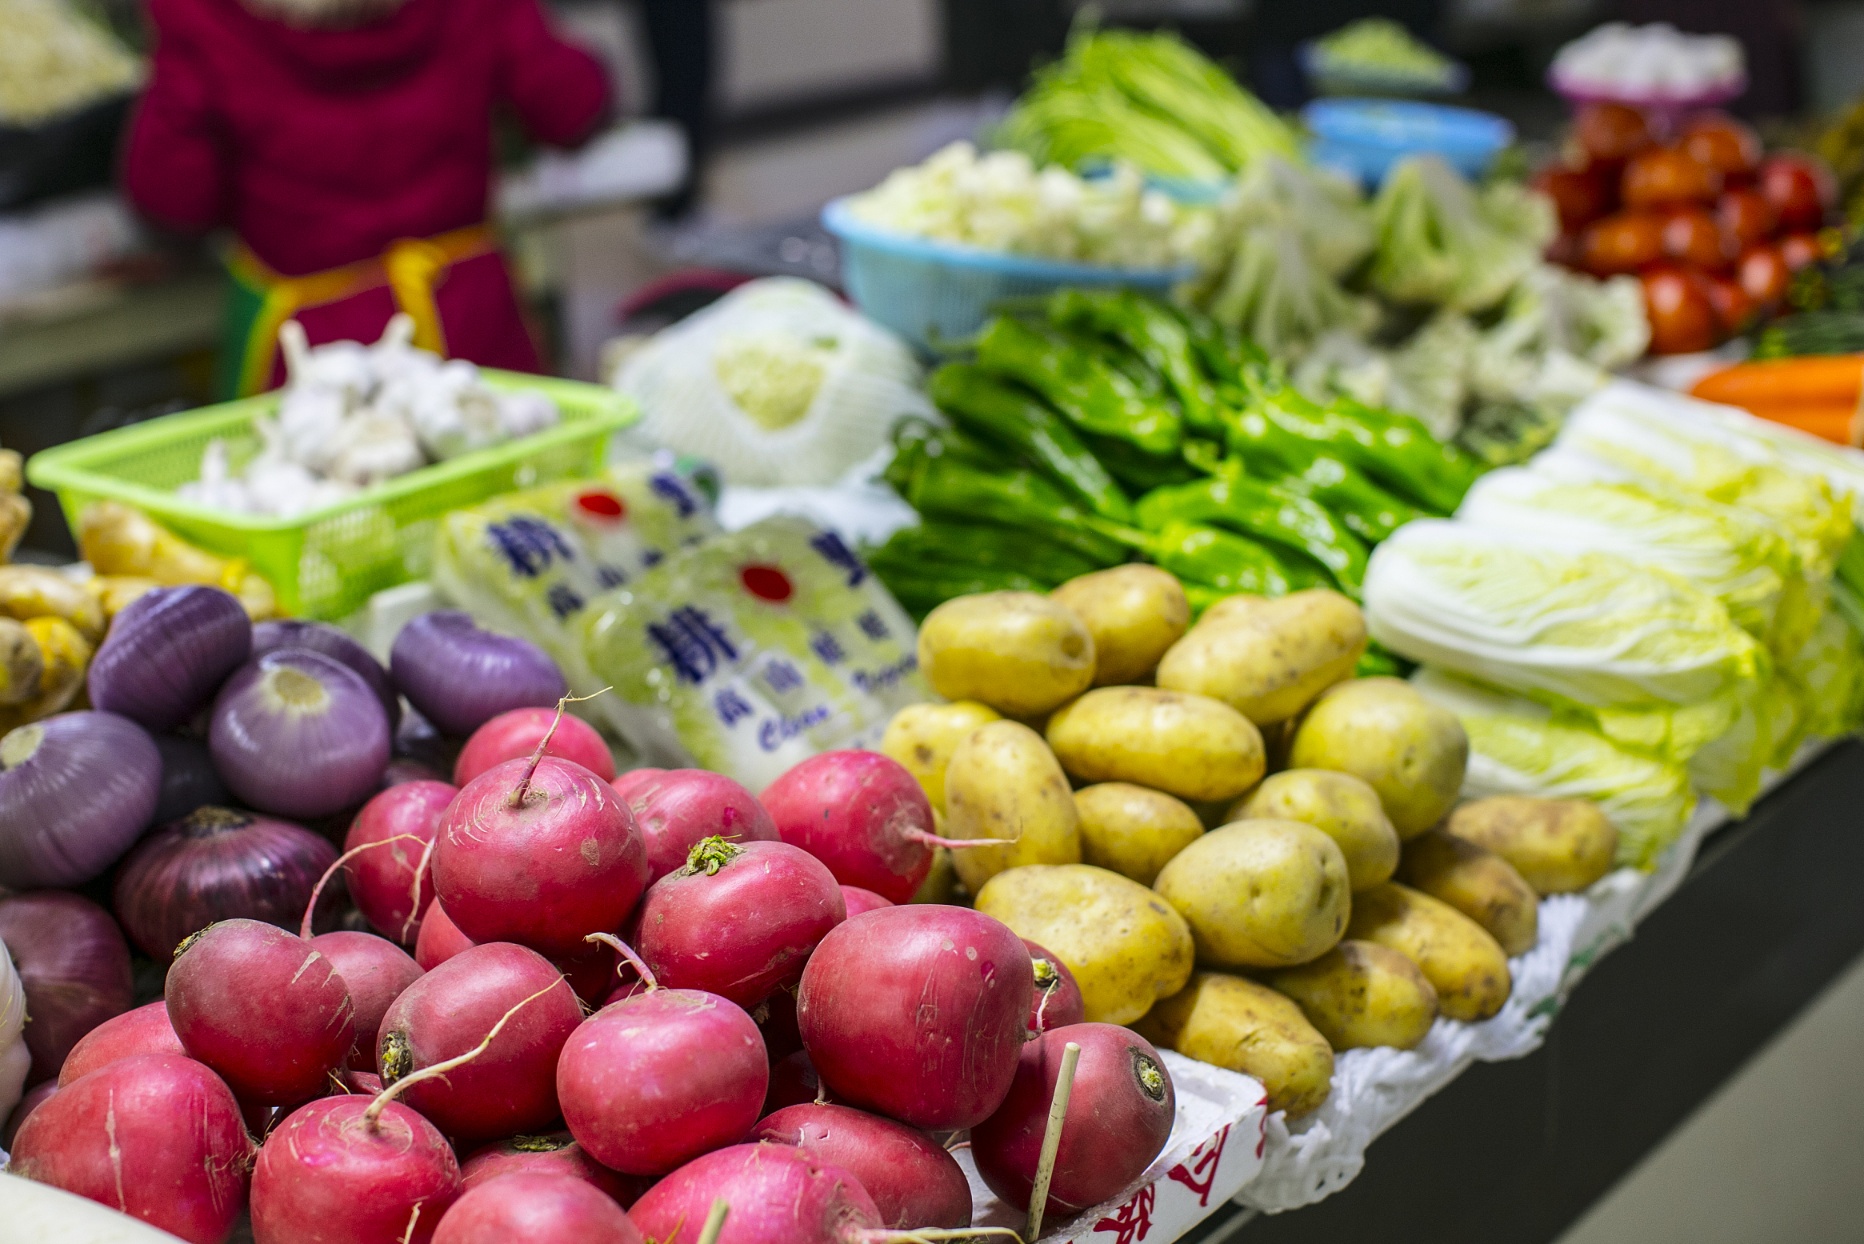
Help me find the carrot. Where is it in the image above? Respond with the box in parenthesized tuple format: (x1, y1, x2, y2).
(1737, 402, 1860, 446)
(1691, 355, 1864, 407)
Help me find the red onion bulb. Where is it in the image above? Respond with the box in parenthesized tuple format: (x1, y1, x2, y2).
(390, 612, 567, 737)
(254, 620, 400, 731)
(0, 892, 133, 1085)
(0, 712, 160, 888)
(211, 648, 391, 818)
(87, 585, 252, 731)
(112, 806, 339, 959)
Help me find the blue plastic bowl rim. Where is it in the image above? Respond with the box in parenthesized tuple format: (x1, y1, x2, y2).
(820, 198, 1195, 283)
(1301, 97, 1514, 148)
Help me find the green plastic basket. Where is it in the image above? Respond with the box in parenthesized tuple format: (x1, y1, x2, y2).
(28, 372, 638, 620)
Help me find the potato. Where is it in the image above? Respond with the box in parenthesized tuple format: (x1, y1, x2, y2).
(1074, 783, 1206, 886)
(943, 720, 1083, 892)
(917, 592, 1095, 718)
(1051, 565, 1190, 686)
(1156, 589, 1366, 726)
(1046, 687, 1265, 803)
(1347, 883, 1510, 1023)
(881, 701, 1001, 814)
(1267, 940, 1438, 1052)
(975, 863, 1194, 1025)
(1398, 830, 1539, 957)
(1152, 819, 1350, 969)
(1231, 769, 1399, 892)
(1288, 677, 1468, 838)
(1135, 972, 1333, 1117)
(1444, 796, 1619, 895)
(910, 842, 962, 904)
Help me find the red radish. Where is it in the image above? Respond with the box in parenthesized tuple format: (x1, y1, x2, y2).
(1022, 939, 1085, 1034)
(167, 918, 355, 1105)
(621, 769, 780, 883)
(433, 1172, 644, 1244)
(839, 886, 893, 918)
(341, 1069, 384, 1095)
(461, 1132, 647, 1206)
(557, 938, 622, 1007)
(252, 1095, 460, 1244)
(58, 1000, 184, 1086)
(309, 930, 423, 1071)
(762, 751, 983, 903)
(344, 780, 453, 944)
(377, 941, 581, 1140)
(796, 905, 1032, 1129)
(455, 707, 616, 786)
(415, 899, 477, 969)
(635, 837, 844, 1008)
(971, 1023, 1176, 1216)
(558, 942, 769, 1176)
(12, 1053, 253, 1244)
(756, 986, 803, 1061)
(4, 1079, 55, 1147)
(433, 752, 647, 957)
(754, 1103, 972, 1229)
(626, 1143, 881, 1244)
(765, 1050, 822, 1115)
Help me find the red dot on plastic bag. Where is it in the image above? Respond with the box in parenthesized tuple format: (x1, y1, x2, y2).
(576, 490, 627, 521)
(740, 565, 793, 603)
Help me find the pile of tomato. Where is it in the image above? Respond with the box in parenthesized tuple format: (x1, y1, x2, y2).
(1537, 102, 1838, 355)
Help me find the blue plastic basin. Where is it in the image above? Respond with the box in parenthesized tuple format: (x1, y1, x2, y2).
(1302, 98, 1514, 187)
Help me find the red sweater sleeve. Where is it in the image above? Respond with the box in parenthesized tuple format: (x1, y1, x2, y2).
(120, 0, 228, 234)
(497, 0, 612, 148)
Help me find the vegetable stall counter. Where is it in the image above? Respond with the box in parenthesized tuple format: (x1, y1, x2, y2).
(1192, 736, 1864, 1244)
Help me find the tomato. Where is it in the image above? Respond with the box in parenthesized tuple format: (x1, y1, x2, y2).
(1534, 163, 1615, 233)
(1642, 266, 1722, 355)
(1738, 244, 1793, 306)
(1778, 231, 1823, 271)
(1580, 212, 1664, 276)
(1660, 206, 1732, 270)
(1758, 154, 1836, 232)
(1680, 112, 1761, 179)
(1623, 147, 1720, 208)
(1704, 274, 1755, 335)
(1716, 188, 1777, 249)
(1574, 102, 1655, 166)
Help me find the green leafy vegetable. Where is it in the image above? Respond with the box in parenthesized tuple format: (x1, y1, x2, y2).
(1368, 155, 1555, 313)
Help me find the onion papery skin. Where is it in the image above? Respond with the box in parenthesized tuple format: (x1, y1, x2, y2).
(390, 612, 567, 737)
(87, 585, 252, 731)
(112, 806, 339, 959)
(254, 620, 401, 732)
(211, 648, 391, 818)
(0, 711, 160, 888)
(151, 733, 230, 825)
(0, 891, 134, 1085)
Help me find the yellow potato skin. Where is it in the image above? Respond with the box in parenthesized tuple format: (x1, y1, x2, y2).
(1051, 565, 1191, 686)
(917, 592, 1096, 718)
(1267, 939, 1439, 1051)
(943, 721, 1083, 893)
(1155, 589, 1366, 726)
(1287, 677, 1469, 839)
(1152, 819, 1351, 969)
(881, 701, 1001, 814)
(1398, 830, 1540, 957)
(1444, 796, 1619, 895)
(1347, 883, 1511, 1023)
(1135, 972, 1334, 1118)
(975, 863, 1194, 1025)
(1232, 769, 1400, 892)
(910, 843, 962, 904)
(1045, 687, 1265, 803)
(1074, 782, 1206, 887)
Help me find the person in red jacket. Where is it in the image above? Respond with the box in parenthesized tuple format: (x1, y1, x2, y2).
(123, 0, 610, 396)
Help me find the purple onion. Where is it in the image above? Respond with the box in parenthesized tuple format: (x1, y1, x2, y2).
(389, 611, 568, 736)
(111, 806, 339, 959)
(0, 891, 134, 1084)
(253, 620, 400, 731)
(0, 712, 160, 888)
(210, 648, 391, 819)
(151, 734, 230, 825)
(87, 586, 252, 731)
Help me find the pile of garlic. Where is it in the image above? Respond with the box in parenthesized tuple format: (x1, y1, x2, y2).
(181, 316, 559, 518)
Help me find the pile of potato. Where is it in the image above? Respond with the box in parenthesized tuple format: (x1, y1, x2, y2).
(883, 568, 1620, 1117)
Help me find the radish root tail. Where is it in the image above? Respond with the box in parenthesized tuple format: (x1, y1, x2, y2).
(1025, 1040, 1082, 1242)
(585, 931, 659, 993)
(903, 829, 1015, 850)
(299, 833, 426, 939)
(696, 1198, 730, 1244)
(508, 687, 613, 809)
(400, 833, 441, 944)
(364, 980, 561, 1128)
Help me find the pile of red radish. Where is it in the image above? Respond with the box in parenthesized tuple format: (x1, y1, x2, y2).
(6, 713, 1180, 1244)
